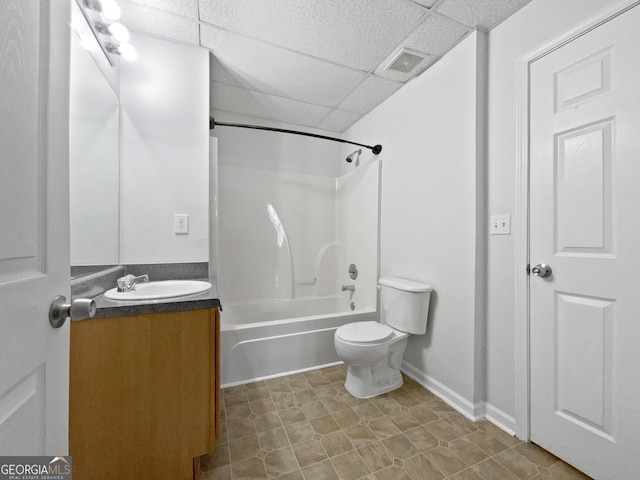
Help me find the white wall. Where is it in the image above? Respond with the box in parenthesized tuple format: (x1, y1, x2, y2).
(345, 32, 487, 409)
(120, 33, 209, 264)
(485, 0, 618, 423)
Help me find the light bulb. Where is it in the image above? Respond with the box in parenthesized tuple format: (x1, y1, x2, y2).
(100, 0, 121, 20)
(109, 23, 129, 42)
(118, 43, 137, 61)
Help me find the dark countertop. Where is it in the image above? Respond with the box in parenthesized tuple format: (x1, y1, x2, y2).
(92, 280, 221, 318)
(71, 263, 221, 318)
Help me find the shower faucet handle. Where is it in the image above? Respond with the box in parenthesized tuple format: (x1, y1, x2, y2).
(341, 285, 356, 292)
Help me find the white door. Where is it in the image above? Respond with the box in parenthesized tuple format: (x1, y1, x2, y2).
(0, 1, 71, 454)
(529, 4, 640, 479)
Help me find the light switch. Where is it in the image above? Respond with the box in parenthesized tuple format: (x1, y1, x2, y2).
(490, 214, 511, 235)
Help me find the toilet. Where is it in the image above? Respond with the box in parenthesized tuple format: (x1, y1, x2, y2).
(334, 277, 432, 398)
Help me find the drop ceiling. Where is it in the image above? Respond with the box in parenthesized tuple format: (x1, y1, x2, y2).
(118, 0, 532, 132)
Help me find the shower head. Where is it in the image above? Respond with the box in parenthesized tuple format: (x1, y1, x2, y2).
(346, 149, 362, 164)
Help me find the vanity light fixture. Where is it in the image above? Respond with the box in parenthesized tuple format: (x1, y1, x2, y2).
(99, 0, 122, 20)
(76, 0, 136, 65)
(94, 21, 130, 43)
(84, 0, 122, 20)
(105, 42, 138, 62)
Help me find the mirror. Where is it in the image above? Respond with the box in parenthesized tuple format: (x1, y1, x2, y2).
(69, 27, 120, 267)
(69, 3, 209, 274)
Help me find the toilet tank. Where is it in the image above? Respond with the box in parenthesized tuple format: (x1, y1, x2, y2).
(379, 277, 432, 334)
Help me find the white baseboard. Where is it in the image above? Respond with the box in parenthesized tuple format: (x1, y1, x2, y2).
(224, 360, 519, 437)
(401, 362, 483, 422)
(401, 361, 517, 436)
(483, 402, 517, 436)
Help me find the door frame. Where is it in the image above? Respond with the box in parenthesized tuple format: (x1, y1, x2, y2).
(514, 0, 640, 441)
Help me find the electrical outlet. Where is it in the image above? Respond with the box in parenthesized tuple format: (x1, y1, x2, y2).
(490, 214, 511, 235)
(175, 214, 189, 234)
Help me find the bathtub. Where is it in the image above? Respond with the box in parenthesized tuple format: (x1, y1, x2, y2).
(220, 295, 377, 387)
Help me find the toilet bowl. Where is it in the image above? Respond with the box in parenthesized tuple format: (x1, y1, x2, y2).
(334, 321, 409, 398)
(334, 277, 432, 398)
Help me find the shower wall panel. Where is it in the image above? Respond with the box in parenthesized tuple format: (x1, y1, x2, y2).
(219, 165, 336, 303)
(336, 157, 381, 311)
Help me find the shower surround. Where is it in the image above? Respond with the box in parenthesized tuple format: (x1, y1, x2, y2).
(218, 154, 381, 386)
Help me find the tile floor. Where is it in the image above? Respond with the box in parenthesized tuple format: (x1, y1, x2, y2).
(200, 365, 591, 480)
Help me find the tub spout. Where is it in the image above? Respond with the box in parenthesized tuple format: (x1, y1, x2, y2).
(341, 285, 356, 292)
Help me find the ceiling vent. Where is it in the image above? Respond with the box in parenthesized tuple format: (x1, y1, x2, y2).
(386, 49, 425, 74)
(375, 47, 432, 83)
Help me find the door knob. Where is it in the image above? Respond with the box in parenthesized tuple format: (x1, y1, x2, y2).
(49, 295, 96, 328)
(531, 264, 552, 278)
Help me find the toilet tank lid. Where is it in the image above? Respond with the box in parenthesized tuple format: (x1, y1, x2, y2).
(378, 277, 432, 292)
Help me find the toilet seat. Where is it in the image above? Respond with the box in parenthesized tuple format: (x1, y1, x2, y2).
(336, 321, 394, 344)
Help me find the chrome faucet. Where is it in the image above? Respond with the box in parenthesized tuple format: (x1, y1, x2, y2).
(341, 284, 356, 292)
(117, 274, 149, 292)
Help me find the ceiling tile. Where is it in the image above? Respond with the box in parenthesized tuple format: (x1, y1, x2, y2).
(198, 0, 426, 71)
(210, 82, 332, 127)
(338, 76, 402, 114)
(317, 110, 362, 133)
(435, 0, 533, 29)
(119, 0, 197, 18)
(409, 0, 438, 7)
(403, 14, 471, 57)
(120, 2, 198, 44)
(201, 24, 367, 107)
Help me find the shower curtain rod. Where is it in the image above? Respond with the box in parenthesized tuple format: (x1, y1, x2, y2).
(209, 116, 382, 155)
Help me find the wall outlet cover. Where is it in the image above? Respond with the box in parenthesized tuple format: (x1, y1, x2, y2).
(175, 214, 189, 234)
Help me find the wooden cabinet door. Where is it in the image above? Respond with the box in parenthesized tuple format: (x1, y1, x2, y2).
(70, 308, 219, 480)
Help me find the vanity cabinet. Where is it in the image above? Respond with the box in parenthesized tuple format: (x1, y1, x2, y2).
(70, 308, 220, 480)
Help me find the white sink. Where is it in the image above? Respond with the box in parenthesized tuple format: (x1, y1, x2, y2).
(104, 280, 212, 301)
